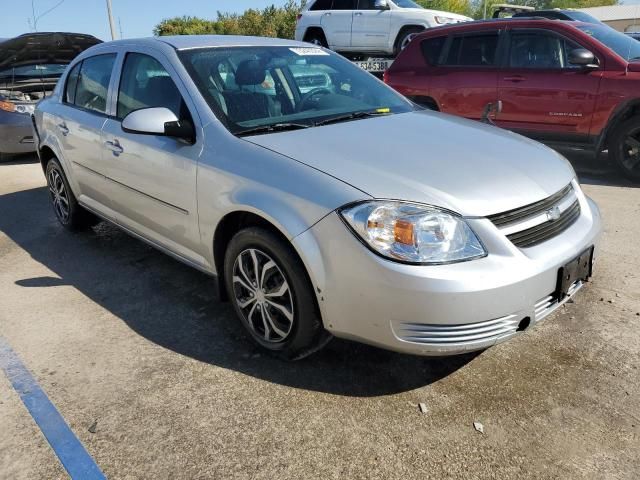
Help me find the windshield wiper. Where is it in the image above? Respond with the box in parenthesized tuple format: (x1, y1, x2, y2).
(314, 110, 391, 127)
(237, 123, 310, 137)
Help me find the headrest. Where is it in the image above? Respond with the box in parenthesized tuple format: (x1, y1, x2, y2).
(235, 59, 266, 86)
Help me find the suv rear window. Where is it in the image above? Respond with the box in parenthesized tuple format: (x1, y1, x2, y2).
(421, 36, 447, 65)
(310, 0, 332, 10)
(443, 33, 499, 66)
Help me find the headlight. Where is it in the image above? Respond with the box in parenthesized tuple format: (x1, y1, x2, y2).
(434, 16, 456, 24)
(339, 201, 486, 265)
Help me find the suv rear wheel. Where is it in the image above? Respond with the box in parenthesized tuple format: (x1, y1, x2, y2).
(610, 117, 640, 182)
(223, 227, 331, 360)
(395, 27, 422, 55)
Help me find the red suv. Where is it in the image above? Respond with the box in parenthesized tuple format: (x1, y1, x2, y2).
(385, 19, 640, 181)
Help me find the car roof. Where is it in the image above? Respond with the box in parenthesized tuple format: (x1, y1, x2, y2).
(96, 35, 311, 51)
(416, 17, 593, 35)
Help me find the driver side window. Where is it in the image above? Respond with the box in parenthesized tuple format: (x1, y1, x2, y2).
(117, 53, 187, 120)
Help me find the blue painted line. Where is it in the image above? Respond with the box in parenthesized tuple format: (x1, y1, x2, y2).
(0, 337, 106, 479)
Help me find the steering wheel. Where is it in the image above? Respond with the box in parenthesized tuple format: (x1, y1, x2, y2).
(297, 88, 333, 112)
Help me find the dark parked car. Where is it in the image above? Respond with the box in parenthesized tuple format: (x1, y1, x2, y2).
(0, 32, 101, 159)
(385, 19, 640, 181)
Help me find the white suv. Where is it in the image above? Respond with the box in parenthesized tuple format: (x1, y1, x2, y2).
(295, 0, 471, 56)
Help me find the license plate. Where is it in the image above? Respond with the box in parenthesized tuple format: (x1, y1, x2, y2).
(353, 59, 393, 73)
(557, 247, 594, 299)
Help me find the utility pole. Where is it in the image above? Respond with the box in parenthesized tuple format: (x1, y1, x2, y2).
(106, 0, 117, 40)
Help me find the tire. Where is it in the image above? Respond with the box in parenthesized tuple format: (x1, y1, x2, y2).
(45, 157, 100, 230)
(395, 27, 422, 55)
(305, 30, 328, 48)
(610, 117, 640, 182)
(224, 227, 331, 361)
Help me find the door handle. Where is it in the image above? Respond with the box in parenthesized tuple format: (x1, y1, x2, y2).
(323, 12, 331, 15)
(354, 12, 363, 16)
(58, 123, 69, 136)
(503, 75, 525, 83)
(105, 139, 124, 157)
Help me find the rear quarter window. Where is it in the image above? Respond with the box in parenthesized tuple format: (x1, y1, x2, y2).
(420, 36, 447, 65)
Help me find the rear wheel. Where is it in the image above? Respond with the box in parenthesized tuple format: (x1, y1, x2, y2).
(305, 30, 328, 48)
(224, 227, 331, 361)
(611, 117, 640, 182)
(45, 157, 100, 230)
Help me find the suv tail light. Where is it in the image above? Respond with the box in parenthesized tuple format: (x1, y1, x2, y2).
(297, 14, 302, 23)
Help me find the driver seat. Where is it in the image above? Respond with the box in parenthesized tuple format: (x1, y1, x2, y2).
(223, 60, 281, 123)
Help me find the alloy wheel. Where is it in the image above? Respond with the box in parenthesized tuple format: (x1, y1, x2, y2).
(232, 248, 294, 343)
(621, 130, 640, 176)
(47, 167, 70, 223)
(401, 33, 417, 51)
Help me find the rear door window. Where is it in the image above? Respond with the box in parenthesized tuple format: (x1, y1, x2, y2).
(443, 33, 500, 66)
(420, 36, 447, 65)
(332, 0, 356, 9)
(73, 54, 116, 114)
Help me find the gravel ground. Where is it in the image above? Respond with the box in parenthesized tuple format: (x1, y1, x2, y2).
(0, 153, 638, 479)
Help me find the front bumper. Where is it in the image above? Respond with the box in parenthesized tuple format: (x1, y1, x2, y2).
(293, 189, 602, 356)
(0, 111, 36, 154)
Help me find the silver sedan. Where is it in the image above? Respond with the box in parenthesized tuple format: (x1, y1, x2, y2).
(33, 36, 601, 360)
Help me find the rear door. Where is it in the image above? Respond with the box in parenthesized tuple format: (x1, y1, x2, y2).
(56, 53, 118, 215)
(100, 49, 203, 263)
(321, 0, 356, 49)
(428, 29, 503, 120)
(351, 0, 391, 49)
(495, 28, 602, 142)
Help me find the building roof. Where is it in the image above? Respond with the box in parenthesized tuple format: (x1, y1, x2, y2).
(579, 5, 640, 22)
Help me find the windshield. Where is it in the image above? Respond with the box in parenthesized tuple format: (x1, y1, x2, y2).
(566, 12, 600, 23)
(578, 24, 640, 62)
(180, 46, 414, 136)
(0, 63, 67, 79)
(392, 0, 424, 8)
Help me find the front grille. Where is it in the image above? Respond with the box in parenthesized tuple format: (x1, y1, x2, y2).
(507, 200, 580, 248)
(488, 184, 573, 227)
(489, 184, 581, 248)
(396, 314, 521, 346)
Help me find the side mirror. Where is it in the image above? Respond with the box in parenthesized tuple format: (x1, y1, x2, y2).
(568, 48, 598, 68)
(375, 0, 390, 10)
(122, 107, 194, 143)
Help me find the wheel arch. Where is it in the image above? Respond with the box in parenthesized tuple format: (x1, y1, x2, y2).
(394, 25, 426, 51)
(597, 99, 640, 152)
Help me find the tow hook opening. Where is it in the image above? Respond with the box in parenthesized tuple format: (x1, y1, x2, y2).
(517, 317, 531, 332)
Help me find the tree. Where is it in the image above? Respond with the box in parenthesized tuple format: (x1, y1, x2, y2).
(154, 1, 306, 38)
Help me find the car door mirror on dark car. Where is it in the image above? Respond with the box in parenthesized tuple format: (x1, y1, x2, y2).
(568, 48, 598, 68)
(122, 107, 194, 143)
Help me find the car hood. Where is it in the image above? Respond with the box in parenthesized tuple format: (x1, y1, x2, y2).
(245, 111, 576, 217)
(0, 32, 101, 69)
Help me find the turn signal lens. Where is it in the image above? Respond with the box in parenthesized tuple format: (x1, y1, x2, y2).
(394, 220, 414, 245)
(0, 100, 16, 112)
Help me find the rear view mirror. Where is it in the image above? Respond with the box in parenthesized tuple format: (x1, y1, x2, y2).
(568, 48, 598, 68)
(375, 0, 390, 10)
(122, 107, 194, 143)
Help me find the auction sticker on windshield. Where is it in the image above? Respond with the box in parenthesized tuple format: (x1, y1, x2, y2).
(289, 48, 329, 56)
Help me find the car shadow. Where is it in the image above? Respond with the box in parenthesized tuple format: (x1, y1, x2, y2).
(0, 186, 478, 398)
(0, 152, 40, 165)
(557, 148, 638, 189)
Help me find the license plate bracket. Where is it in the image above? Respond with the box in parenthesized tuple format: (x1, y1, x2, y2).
(556, 247, 594, 299)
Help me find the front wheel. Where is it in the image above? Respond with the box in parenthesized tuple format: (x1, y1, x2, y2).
(224, 227, 331, 361)
(395, 27, 422, 55)
(610, 117, 640, 182)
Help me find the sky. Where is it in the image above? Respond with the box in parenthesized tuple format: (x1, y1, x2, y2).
(3, 0, 640, 41)
(2, 0, 293, 40)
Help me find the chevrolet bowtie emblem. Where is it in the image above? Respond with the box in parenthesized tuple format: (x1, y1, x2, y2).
(546, 206, 562, 222)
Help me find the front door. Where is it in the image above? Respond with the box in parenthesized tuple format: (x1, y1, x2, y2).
(321, 0, 356, 49)
(101, 51, 203, 263)
(495, 29, 602, 142)
(351, 0, 391, 49)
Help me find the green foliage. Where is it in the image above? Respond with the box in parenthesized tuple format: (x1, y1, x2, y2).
(154, 1, 305, 38)
(416, 0, 474, 17)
